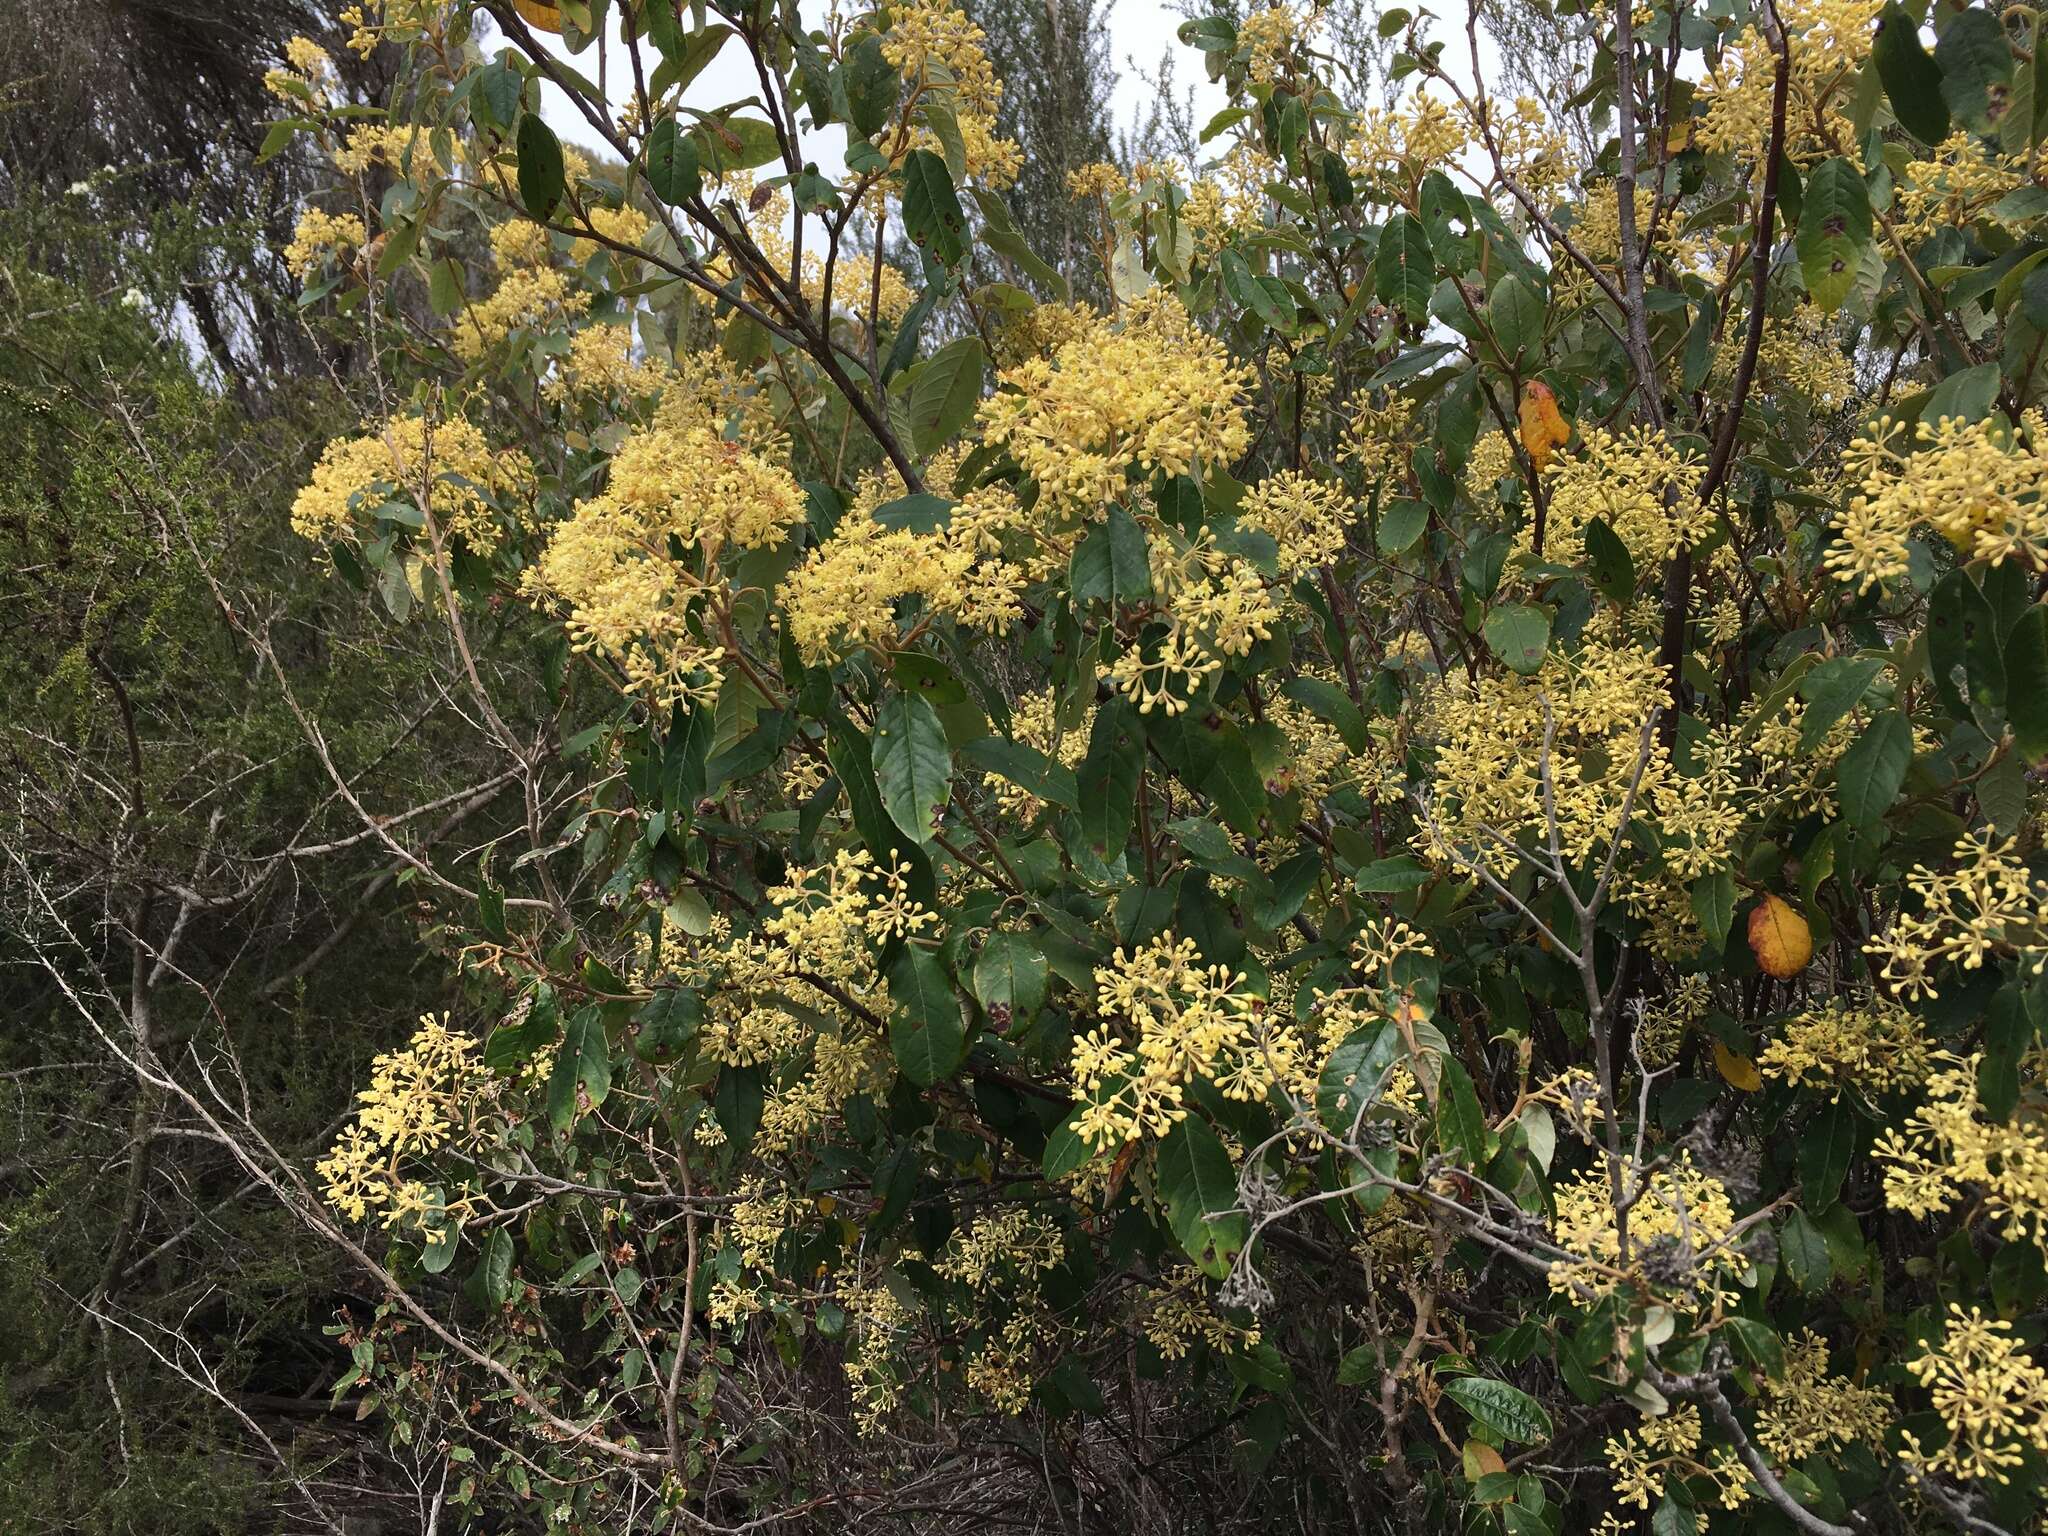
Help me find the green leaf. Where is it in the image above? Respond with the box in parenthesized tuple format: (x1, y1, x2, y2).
(1071, 701, 1142, 864)
(516, 114, 566, 222)
(1692, 870, 1736, 949)
(474, 1227, 515, 1308)
(1935, 7, 2014, 135)
(1436, 1057, 1488, 1167)
(1042, 1109, 1092, 1179)
(1928, 569, 2005, 730)
(1374, 212, 1435, 323)
(959, 737, 1079, 809)
(1874, 3, 1951, 145)
(1441, 1376, 1552, 1444)
(547, 1006, 611, 1132)
(1279, 676, 1369, 752)
(1780, 1207, 1832, 1293)
(835, 31, 898, 137)
(1582, 516, 1636, 604)
(475, 61, 521, 132)
(645, 116, 701, 204)
(872, 691, 953, 847)
(634, 988, 701, 1062)
(1318, 1019, 1399, 1129)
(972, 931, 1048, 1025)
(1835, 707, 1912, 827)
(1721, 1316, 1785, 1379)
(1488, 273, 1546, 361)
(1155, 1116, 1246, 1271)
(1795, 158, 1872, 314)
(1070, 503, 1153, 606)
(1796, 656, 1884, 751)
(486, 991, 558, 1072)
(1800, 1098, 1860, 1212)
(902, 336, 984, 455)
(648, 22, 732, 96)
(1355, 856, 1433, 893)
(1921, 360, 2001, 425)
(2006, 606, 2048, 761)
(1483, 604, 1551, 675)
(887, 945, 966, 1086)
(902, 149, 966, 268)
(1378, 498, 1429, 555)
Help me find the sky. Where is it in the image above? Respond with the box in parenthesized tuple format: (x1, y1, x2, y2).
(526, 0, 1222, 175)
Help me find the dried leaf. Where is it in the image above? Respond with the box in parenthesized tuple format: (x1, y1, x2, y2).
(1519, 381, 1570, 472)
(1747, 893, 1813, 979)
(1713, 1038, 1763, 1093)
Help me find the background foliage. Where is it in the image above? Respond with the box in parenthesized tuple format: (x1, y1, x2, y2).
(7, 0, 2048, 1534)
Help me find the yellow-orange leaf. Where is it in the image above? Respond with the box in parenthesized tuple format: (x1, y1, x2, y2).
(1713, 1039, 1763, 1093)
(1519, 382, 1571, 472)
(513, 0, 566, 33)
(1462, 1440, 1507, 1481)
(1747, 893, 1813, 979)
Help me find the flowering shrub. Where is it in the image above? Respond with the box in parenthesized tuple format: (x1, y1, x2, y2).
(264, 0, 2048, 1530)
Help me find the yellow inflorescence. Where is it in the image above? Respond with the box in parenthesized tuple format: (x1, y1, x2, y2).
(1877, 1049, 2048, 1252)
(1548, 1155, 1742, 1304)
(880, 0, 1021, 186)
(1758, 996, 1931, 1099)
(1827, 412, 2048, 592)
(317, 1014, 487, 1240)
(291, 413, 532, 554)
(979, 293, 1252, 519)
(1604, 1404, 1750, 1513)
(284, 208, 367, 279)
(1902, 1305, 2048, 1483)
(1866, 830, 2048, 1000)
(1071, 934, 1302, 1152)
(1754, 1330, 1891, 1464)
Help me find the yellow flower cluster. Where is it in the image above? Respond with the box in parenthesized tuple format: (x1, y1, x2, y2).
(1416, 638, 1670, 877)
(1758, 996, 1931, 1098)
(451, 265, 590, 361)
(264, 34, 336, 105)
(1107, 541, 1280, 714)
(1070, 934, 1302, 1151)
(525, 422, 803, 708)
(330, 122, 461, 178)
(1695, 0, 1882, 162)
(1753, 1330, 1891, 1464)
(291, 413, 531, 553)
(545, 321, 672, 405)
(1902, 1305, 2048, 1483)
(1237, 2, 1318, 83)
(692, 850, 932, 1152)
(1604, 1404, 1750, 1513)
(1548, 1154, 1742, 1304)
(317, 1014, 486, 1240)
(1242, 469, 1355, 575)
(1341, 91, 1471, 205)
(1877, 1049, 2048, 1252)
(935, 1208, 1065, 1291)
(1140, 1266, 1261, 1359)
(1536, 426, 1706, 571)
(782, 509, 975, 663)
(1711, 304, 1855, 410)
(490, 217, 553, 268)
(980, 293, 1252, 519)
(1866, 830, 2048, 1000)
(1894, 133, 2037, 246)
(1827, 412, 2048, 592)
(880, 0, 1021, 185)
(284, 208, 367, 279)
(569, 203, 652, 267)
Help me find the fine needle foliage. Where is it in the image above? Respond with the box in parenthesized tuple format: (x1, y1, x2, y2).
(18, 0, 2048, 1530)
